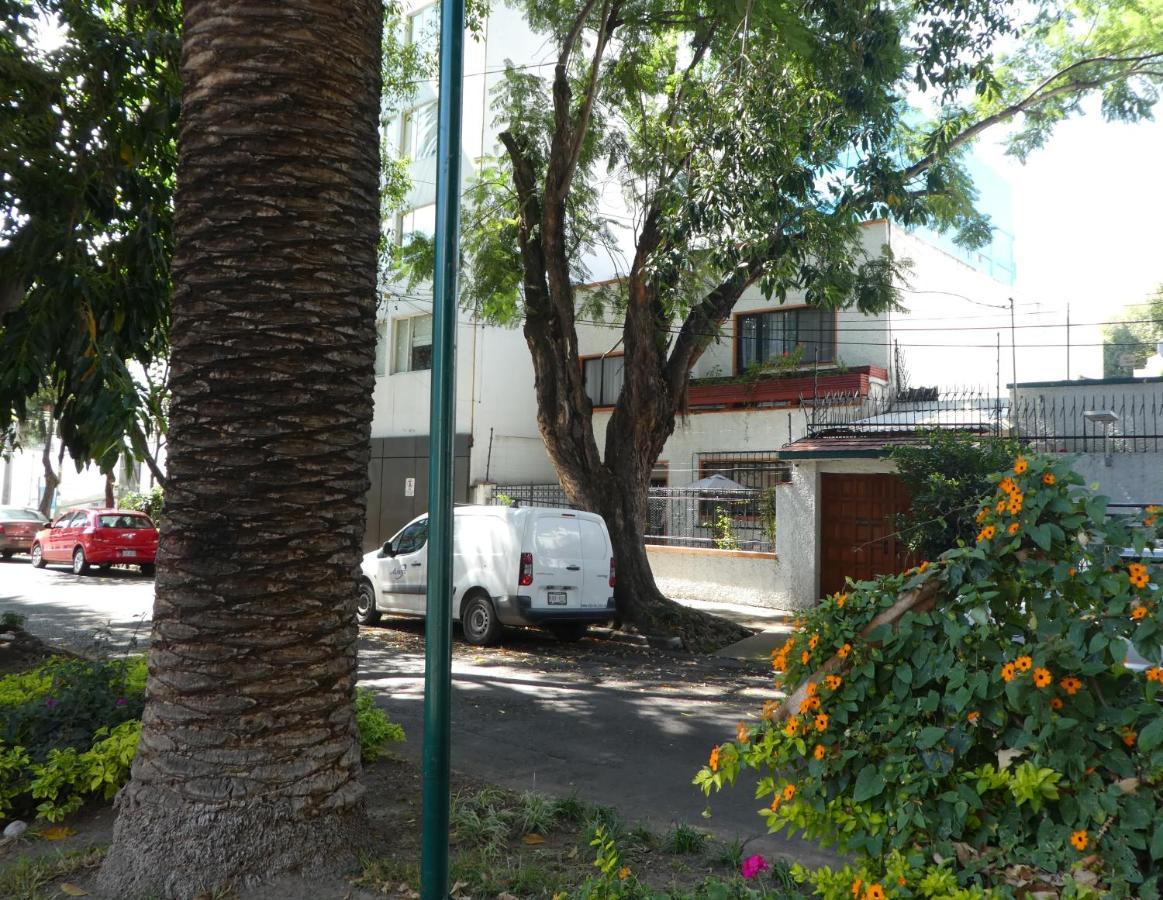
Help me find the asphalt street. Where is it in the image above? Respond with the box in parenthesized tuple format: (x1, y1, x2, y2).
(0, 555, 834, 868)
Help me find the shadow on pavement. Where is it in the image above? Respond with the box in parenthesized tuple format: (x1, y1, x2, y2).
(356, 621, 838, 870)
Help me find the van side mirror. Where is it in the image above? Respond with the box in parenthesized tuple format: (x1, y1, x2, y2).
(380, 541, 395, 558)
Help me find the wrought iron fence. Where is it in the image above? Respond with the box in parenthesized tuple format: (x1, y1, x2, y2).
(805, 388, 1007, 437)
(488, 483, 776, 553)
(1012, 392, 1163, 454)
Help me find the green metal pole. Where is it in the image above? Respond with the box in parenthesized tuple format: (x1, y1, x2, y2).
(421, 0, 464, 896)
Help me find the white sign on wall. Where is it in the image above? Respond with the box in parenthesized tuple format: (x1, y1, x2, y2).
(404, 477, 415, 497)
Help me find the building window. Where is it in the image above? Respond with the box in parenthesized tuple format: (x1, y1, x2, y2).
(392, 315, 433, 373)
(736, 307, 835, 371)
(697, 455, 788, 521)
(583, 354, 624, 407)
(374, 319, 389, 376)
(396, 204, 436, 245)
(401, 101, 438, 161)
(406, 3, 439, 54)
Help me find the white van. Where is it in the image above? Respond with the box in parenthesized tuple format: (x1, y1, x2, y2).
(357, 505, 616, 645)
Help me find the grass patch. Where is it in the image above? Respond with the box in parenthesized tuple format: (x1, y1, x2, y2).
(356, 783, 812, 898)
(662, 823, 707, 855)
(0, 846, 104, 900)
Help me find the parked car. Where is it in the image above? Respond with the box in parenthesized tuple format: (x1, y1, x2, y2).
(30, 508, 159, 576)
(0, 506, 49, 558)
(358, 505, 616, 645)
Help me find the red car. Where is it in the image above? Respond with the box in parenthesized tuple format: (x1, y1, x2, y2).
(0, 506, 49, 559)
(30, 508, 158, 576)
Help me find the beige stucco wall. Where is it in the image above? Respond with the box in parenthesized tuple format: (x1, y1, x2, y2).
(646, 545, 790, 609)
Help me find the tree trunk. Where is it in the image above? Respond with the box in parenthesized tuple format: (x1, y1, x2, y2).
(103, 468, 115, 507)
(97, 1, 383, 896)
(38, 412, 58, 518)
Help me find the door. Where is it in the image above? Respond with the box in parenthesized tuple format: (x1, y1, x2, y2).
(820, 474, 915, 598)
(578, 517, 613, 609)
(528, 514, 585, 613)
(48, 511, 83, 561)
(379, 517, 428, 613)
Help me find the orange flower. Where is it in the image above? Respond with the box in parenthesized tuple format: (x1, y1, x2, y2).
(709, 746, 720, 771)
(1131, 605, 1148, 620)
(1146, 667, 1163, 683)
(813, 743, 826, 760)
(976, 508, 989, 523)
(1013, 456, 1029, 474)
(1007, 494, 1024, 514)
(866, 884, 886, 900)
(1033, 667, 1052, 688)
(761, 699, 779, 719)
(801, 650, 811, 665)
(1015, 655, 1033, 673)
(785, 636, 796, 649)
(769, 793, 781, 811)
(1070, 830, 1088, 852)
(1001, 663, 1017, 682)
(1050, 698, 1063, 710)
(898, 877, 907, 887)
(1059, 676, 1082, 695)
(999, 476, 1016, 494)
(918, 560, 929, 573)
(978, 525, 997, 542)
(1043, 472, 1056, 485)
(782, 783, 796, 801)
(618, 865, 631, 881)
(1129, 562, 1148, 579)
(806, 681, 819, 697)
(851, 879, 863, 898)
(772, 655, 786, 673)
(836, 592, 848, 608)
(784, 717, 800, 738)
(825, 674, 842, 691)
(995, 499, 1006, 513)
(1007, 522, 1020, 535)
(1068, 567, 1077, 577)
(967, 710, 980, 724)
(1146, 505, 1160, 526)
(814, 713, 829, 732)
(809, 634, 820, 650)
(736, 721, 749, 744)
(799, 695, 820, 714)
(838, 643, 851, 659)
(1122, 728, 1137, 748)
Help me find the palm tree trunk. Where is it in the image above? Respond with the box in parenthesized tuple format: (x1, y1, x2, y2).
(98, 1, 383, 895)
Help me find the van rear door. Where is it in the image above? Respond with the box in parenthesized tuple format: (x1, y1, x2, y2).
(528, 513, 584, 612)
(578, 516, 614, 610)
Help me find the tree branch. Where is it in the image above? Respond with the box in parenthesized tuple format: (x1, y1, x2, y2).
(902, 51, 1163, 183)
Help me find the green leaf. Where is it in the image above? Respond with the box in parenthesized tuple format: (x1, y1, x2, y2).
(1139, 716, 1163, 753)
(1152, 824, 1163, 861)
(917, 726, 947, 750)
(853, 765, 886, 803)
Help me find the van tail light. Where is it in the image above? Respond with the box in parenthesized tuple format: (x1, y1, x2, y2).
(609, 557, 616, 588)
(519, 552, 534, 586)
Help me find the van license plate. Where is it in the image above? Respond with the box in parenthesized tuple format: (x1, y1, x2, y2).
(547, 591, 567, 606)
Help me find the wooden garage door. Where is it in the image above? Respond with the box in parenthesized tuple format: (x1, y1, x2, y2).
(820, 473, 915, 598)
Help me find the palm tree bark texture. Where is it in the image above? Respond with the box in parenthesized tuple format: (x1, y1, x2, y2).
(97, 1, 382, 895)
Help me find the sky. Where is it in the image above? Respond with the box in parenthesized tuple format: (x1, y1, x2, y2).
(971, 100, 1163, 380)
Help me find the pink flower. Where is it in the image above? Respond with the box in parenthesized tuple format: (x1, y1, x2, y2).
(741, 853, 769, 879)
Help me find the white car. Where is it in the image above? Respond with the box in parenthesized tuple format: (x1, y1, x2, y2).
(358, 505, 616, 645)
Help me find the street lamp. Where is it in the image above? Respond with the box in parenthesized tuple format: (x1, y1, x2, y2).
(1082, 409, 1119, 467)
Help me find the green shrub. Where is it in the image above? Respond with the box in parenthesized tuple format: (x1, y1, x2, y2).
(698, 452, 1163, 898)
(0, 664, 403, 822)
(119, 485, 164, 522)
(1, 657, 147, 758)
(355, 687, 405, 762)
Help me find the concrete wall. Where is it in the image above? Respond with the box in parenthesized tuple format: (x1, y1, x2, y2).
(645, 545, 790, 609)
(1063, 453, 1163, 507)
